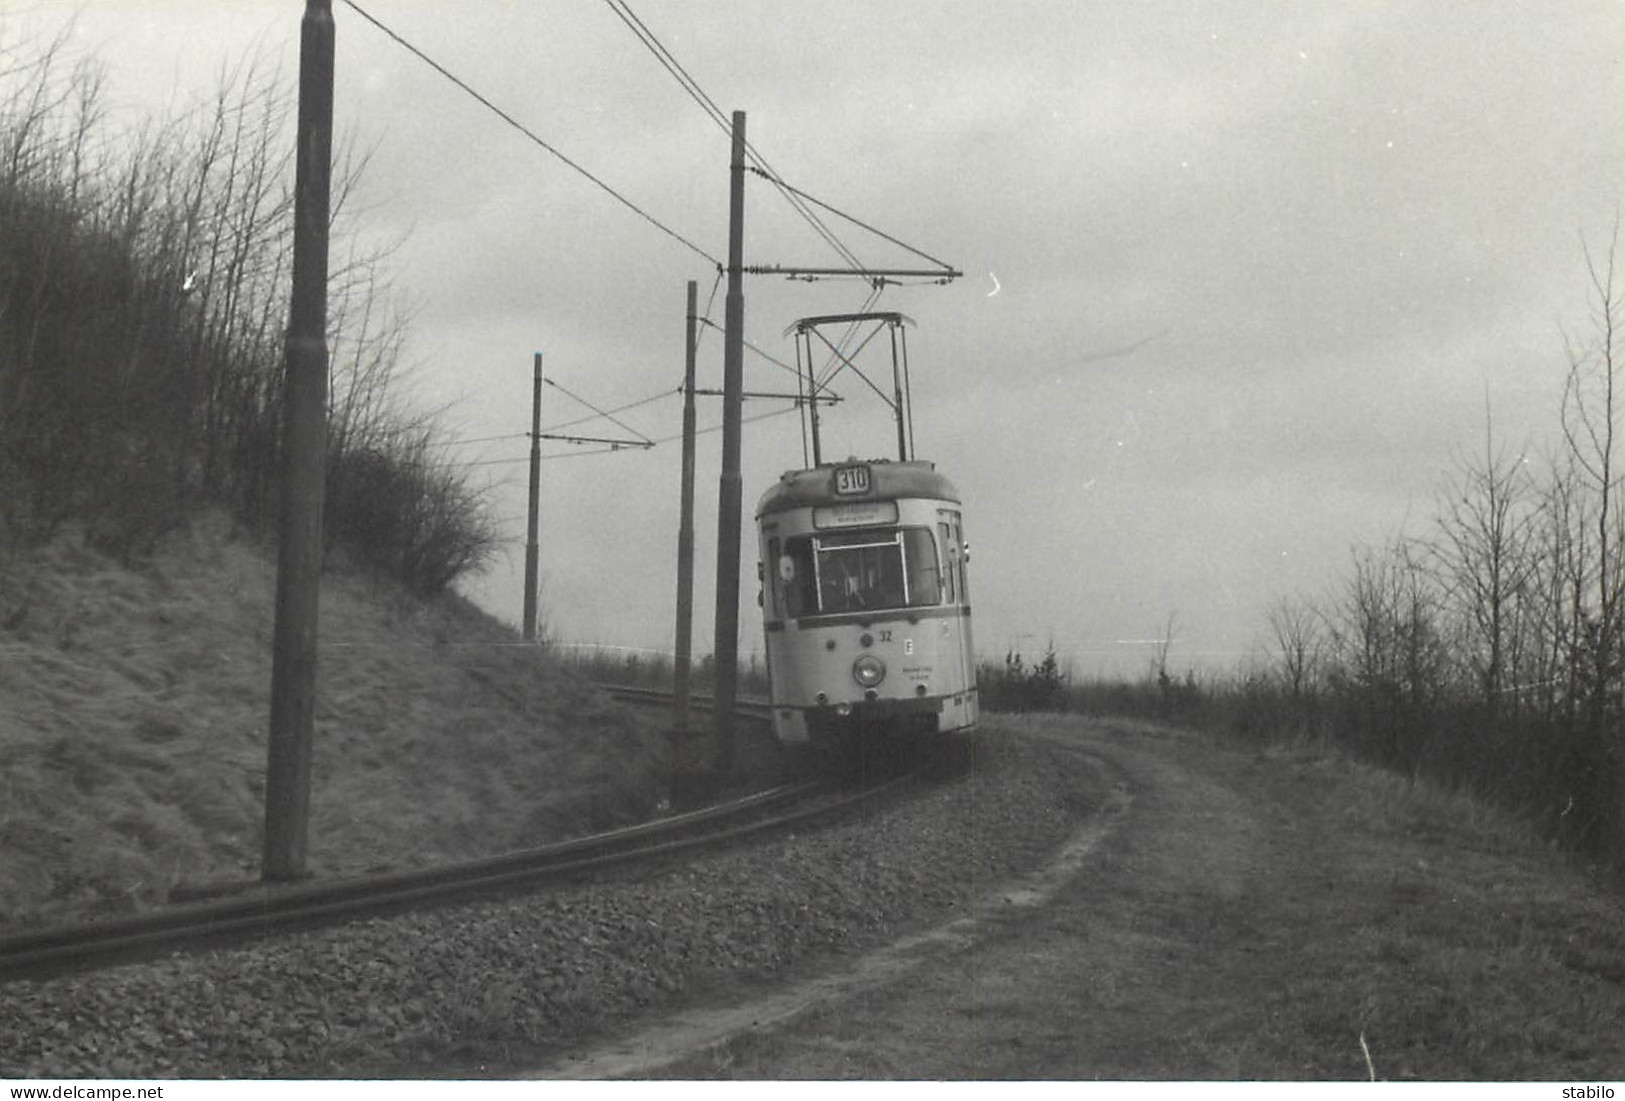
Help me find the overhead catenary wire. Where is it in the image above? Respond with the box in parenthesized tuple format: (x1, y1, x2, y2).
(445, 289, 885, 473)
(746, 167, 958, 278)
(339, 0, 721, 271)
(696, 316, 806, 383)
(601, 0, 865, 275)
(648, 402, 803, 445)
(692, 268, 724, 356)
(542, 376, 655, 445)
(443, 272, 793, 467)
(538, 386, 681, 438)
(465, 446, 622, 467)
(342, 10, 911, 459)
(606, 1, 862, 271)
(460, 402, 803, 468)
(462, 341, 814, 470)
(434, 430, 532, 448)
(341, 3, 946, 479)
(601, 0, 728, 130)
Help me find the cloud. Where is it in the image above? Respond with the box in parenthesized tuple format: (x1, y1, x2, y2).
(36, 0, 1625, 675)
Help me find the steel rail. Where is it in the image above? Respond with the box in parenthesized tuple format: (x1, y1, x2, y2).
(596, 682, 773, 722)
(0, 688, 921, 983)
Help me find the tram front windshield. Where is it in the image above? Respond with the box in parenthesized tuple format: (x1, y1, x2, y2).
(780, 527, 940, 616)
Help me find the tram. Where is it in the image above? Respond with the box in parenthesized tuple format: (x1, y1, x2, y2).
(754, 312, 976, 752)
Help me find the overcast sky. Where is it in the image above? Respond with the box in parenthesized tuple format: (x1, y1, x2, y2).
(29, 1, 1625, 677)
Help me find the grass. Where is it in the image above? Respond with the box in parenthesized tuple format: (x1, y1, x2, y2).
(0, 514, 669, 925)
(5, 514, 1621, 1077)
(1117, 727, 1625, 1079)
(660, 714, 1625, 1080)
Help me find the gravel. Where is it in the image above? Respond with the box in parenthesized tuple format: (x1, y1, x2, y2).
(0, 728, 1101, 1078)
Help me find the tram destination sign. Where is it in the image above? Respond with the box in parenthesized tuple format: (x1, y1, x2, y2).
(813, 501, 899, 529)
(832, 464, 871, 496)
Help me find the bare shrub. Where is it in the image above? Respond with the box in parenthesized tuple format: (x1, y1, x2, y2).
(0, 27, 495, 594)
(325, 428, 498, 596)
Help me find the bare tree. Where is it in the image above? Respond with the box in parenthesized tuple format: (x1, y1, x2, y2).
(1427, 401, 1540, 716)
(0, 30, 494, 589)
(1524, 451, 1594, 726)
(1559, 222, 1625, 718)
(1552, 225, 1625, 850)
(1327, 538, 1450, 773)
(1266, 593, 1325, 701)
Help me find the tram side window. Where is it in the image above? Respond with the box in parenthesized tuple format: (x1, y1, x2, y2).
(906, 527, 945, 605)
(778, 537, 818, 617)
(953, 517, 970, 601)
(936, 520, 956, 603)
(939, 511, 968, 605)
(764, 537, 780, 617)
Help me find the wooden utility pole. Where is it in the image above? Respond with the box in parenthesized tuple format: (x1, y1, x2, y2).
(673, 282, 698, 731)
(264, 0, 334, 882)
(710, 110, 746, 779)
(523, 352, 543, 642)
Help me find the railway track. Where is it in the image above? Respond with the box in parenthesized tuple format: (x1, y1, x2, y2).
(0, 685, 921, 984)
(595, 681, 775, 724)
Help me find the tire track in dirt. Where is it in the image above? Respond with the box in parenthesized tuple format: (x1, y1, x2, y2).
(540, 717, 1288, 1079)
(530, 734, 1135, 1079)
(537, 716, 1625, 1080)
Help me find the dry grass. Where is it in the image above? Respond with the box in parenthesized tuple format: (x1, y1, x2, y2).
(0, 515, 667, 925)
(665, 715, 1625, 1079)
(1152, 727, 1625, 1079)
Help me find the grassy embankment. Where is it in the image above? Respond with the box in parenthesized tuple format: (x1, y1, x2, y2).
(0, 517, 669, 927)
(0, 32, 682, 929)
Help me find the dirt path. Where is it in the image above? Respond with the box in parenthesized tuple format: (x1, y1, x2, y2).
(531, 717, 1625, 1080)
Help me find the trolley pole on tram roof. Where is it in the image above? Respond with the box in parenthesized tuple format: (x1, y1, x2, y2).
(523, 352, 543, 642)
(264, 0, 334, 883)
(672, 282, 699, 732)
(710, 110, 747, 781)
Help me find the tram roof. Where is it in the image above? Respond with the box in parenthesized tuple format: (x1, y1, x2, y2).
(755, 459, 961, 517)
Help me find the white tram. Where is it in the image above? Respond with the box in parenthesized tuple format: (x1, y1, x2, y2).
(755, 458, 977, 748)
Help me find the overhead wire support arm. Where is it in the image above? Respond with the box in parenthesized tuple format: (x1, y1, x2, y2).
(535, 432, 655, 450)
(542, 375, 655, 446)
(743, 166, 962, 281)
(745, 265, 963, 282)
(689, 388, 841, 404)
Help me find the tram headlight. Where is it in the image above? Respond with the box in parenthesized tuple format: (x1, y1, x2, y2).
(852, 653, 887, 688)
